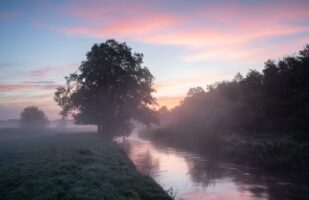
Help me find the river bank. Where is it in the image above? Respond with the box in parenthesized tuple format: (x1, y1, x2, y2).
(0, 129, 171, 200)
(142, 128, 309, 178)
(119, 135, 309, 200)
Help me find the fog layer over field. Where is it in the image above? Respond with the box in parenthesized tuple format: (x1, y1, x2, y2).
(0, 119, 97, 133)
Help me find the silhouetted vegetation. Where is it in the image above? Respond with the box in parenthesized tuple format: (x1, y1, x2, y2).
(144, 44, 309, 171)
(19, 106, 49, 129)
(55, 39, 157, 138)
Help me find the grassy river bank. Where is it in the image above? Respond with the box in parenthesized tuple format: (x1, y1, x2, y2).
(143, 128, 309, 178)
(0, 129, 171, 200)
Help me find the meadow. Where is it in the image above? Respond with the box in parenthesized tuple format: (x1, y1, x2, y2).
(0, 129, 171, 200)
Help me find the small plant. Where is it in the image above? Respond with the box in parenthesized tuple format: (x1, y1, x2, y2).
(166, 187, 177, 199)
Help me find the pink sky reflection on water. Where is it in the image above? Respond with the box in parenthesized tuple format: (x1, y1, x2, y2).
(123, 138, 269, 200)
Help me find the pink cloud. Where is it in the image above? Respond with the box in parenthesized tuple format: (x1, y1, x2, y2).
(54, 1, 309, 62)
(0, 84, 29, 92)
(102, 13, 179, 36)
(201, 1, 309, 26)
(62, 12, 180, 38)
(29, 69, 50, 78)
(26, 64, 77, 78)
(182, 34, 309, 62)
(59, 1, 181, 38)
(61, 14, 181, 40)
(0, 83, 62, 92)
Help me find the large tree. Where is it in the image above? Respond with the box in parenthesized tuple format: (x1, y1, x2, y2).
(55, 39, 157, 138)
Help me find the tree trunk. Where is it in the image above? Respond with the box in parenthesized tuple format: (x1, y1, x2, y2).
(97, 124, 103, 133)
(97, 124, 114, 140)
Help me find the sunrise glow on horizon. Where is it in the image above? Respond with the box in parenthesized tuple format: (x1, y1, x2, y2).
(1, 0, 309, 120)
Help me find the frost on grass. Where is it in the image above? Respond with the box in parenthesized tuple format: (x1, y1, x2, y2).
(0, 130, 171, 200)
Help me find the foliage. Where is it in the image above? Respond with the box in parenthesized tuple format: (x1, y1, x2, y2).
(220, 134, 308, 169)
(19, 106, 48, 129)
(55, 39, 157, 137)
(164, 44, 309, 134)
(144, 44, 309, 171)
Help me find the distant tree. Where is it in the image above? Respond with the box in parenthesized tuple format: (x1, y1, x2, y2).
(186, 87, 205, 98)
(55, 39, 157, 138)
(20, 106, 49, 129)
(158, 106, 169, 116)
(233, 72, 244, 82)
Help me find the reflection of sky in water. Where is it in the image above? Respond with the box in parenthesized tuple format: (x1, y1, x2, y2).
(123, 138, 269, 200)
(116, 135, 307, 200)
(180, 179, 268, 200)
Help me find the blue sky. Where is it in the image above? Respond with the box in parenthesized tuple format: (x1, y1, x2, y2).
(0, 0, 309, 120)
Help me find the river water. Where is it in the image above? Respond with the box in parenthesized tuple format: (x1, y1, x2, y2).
(117, 133, 308, 200)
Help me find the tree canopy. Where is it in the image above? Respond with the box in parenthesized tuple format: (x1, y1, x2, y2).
(162, 44, 309, 135)
(20, 106, 49, 129)
(55, 39, 157, 138)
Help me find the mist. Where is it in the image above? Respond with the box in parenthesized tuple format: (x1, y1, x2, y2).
(1, 36, 308, 200)
(142, 45, 309, 172)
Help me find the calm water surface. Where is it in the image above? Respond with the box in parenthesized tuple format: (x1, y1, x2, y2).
(117, 134, 308, 200)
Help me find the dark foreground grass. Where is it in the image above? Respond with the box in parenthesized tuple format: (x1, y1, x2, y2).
(0, 129, 171, 200)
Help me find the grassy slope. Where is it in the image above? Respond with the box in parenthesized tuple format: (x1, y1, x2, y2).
(0, 130, 171, 200)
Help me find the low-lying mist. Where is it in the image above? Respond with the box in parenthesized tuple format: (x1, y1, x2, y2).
(140, 45, 309, 172)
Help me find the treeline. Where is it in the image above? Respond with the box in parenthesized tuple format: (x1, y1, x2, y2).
(162, 44, 309, 135)
(144, 44, 309, 170)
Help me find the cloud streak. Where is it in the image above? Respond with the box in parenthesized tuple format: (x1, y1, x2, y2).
(59, 1, 182, 39)
(0, 82, 62, 92)
(27, 64, 76, 78)
(53, 0, 309, 62)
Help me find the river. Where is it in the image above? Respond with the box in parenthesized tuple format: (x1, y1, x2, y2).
(117, 132, 308, 200)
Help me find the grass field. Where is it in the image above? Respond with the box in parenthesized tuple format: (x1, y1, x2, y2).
(0, 129, 171, 200)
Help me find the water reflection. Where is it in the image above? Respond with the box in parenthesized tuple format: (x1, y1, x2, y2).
(117, 138, 309, 200)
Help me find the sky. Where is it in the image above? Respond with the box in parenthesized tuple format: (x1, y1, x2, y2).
(0, 0, 309, 120)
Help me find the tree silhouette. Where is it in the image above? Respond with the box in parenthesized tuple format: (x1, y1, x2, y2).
(55, 39, 157, 138)
(20, 106, 49, 129)
(151, 44, 309, 143)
